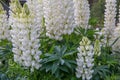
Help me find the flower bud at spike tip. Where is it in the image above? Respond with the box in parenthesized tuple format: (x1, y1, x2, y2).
(94, 39, 101, 56)
(23, 4, 30, 16)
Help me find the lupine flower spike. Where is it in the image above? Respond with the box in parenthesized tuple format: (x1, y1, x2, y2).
(76, 37, 94, 80)
(26, 0, 43, 34)
(43, 0, 75, 40)
(102, 0, 117, 43)
(10, 0, 42, 72)
(111, 5, 120, 51)
(73, 0, 90, 28)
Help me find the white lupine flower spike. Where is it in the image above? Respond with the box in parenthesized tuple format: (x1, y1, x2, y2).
(10, 0, 42, 72)
(76, 37, 94, 80)
(0, 3, 10, 40)
(111, 6, 120, 51)
(73, 0, 90, 28)
(101, 0, 117, 46)
(26, 0, 43, 34)
(103, 0, 117, 38)
(43, 0, 75, 40)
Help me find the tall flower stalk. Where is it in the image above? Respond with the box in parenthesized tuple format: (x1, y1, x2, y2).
(76, 37, 94, 80)
(43, 0, 75, 40)
(103, 0, 117, 38)
(10, 0, 42, 71)
(0, 3, 10, 40)
(73, 0, 90, 28)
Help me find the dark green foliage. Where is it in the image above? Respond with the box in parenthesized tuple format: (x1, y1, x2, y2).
(0, 40, 12, 72)
(0, 73, 9, 80)
(0, 40, 29, 80)
(75, 27, 97, 41)
(41, 46, 77, 79)
(93, 65, 110, 80)
(92, 42, 120, 80)
(90, 0, 105, 27)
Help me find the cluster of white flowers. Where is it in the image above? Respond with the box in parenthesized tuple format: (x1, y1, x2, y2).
(103, 0, 117, 37)
(10, 0, 42, 71)
(116, 7, 120, 30)
(111, 27, 120, 51)
(76, 37, 94, 80)
(111, 6, 120, 51)
(0, 3, 10, 40)
(43, 0, 75, 40)
(73, 0, 90, 28)
(26, 0, 43, 34)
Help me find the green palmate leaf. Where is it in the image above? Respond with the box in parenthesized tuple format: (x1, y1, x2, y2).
(40, 62, 52, 72)
(43, 57, 58, 63)
(64, 61, 72, 69)
(54, 46, 61, 54)
(55, 70, 60, 78)
(61, 46, 67, 55)
(93, 65, 110, 79)
(64, 50, 77, 57)
(44, 53, 52, 57)
(41, 45, 76, 79)
(45, 64, 52, 72)
(52, 61, 59, 74)
(59, 66, 69, 73)
(65, 60, 76, 64)
(97, 71, 103, 77)
(60, 58, 65, 65)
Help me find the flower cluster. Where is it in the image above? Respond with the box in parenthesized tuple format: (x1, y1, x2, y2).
(73, 0, 90, 28)
(103, 0, 117, 37)
(111, 27, 120, 51)
(76, 37, 94, 80)
(117, 6, 120, 27)
(0, 3, 10, 40)
(111, 6, 120, 51)
(43, 0, 75, 40)
(10, 0, 42, 71)
(26, 0, 43, 34)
